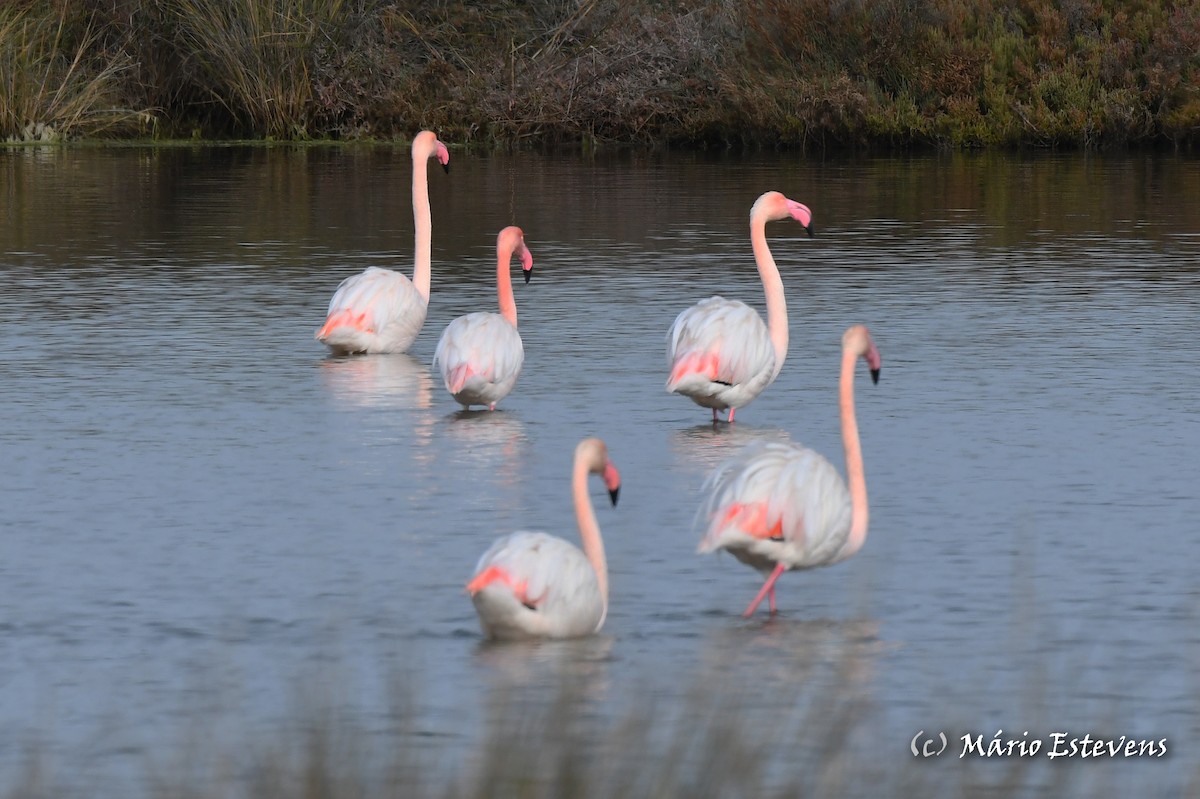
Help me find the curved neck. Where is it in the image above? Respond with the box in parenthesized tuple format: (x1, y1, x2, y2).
(839, 348, 869, 558)
(411, 147, 433, 303)
(750, 214, 788, 380)
(496, 245, 518, 327)
(573, 448, 608, 624)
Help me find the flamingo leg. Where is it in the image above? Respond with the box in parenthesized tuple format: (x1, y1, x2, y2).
(728, 408, 736, 423)
(743, 562, 786, 618)
(712, 408, 719, 423)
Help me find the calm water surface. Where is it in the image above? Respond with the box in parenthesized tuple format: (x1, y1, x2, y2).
(2, 146, 1199, 795)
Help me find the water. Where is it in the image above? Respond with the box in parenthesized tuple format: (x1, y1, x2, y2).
(2, 145, 1199, 795)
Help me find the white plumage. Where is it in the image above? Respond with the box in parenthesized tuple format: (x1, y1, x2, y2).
(666, 296, 776, 411)
(318, 266, 427, 355)
(469, 532, 604, 639)
(699, 442, 853, 573)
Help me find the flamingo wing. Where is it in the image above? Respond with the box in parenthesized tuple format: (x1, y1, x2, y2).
(698, 441, 852, 572)
(317, 267, 426, 354)
(666, 297, 775, 404)
(433, 313, 524, 406)
(469, 532, 603, 639)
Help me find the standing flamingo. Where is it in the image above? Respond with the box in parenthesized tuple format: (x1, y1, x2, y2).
(433, 227, 533, 410)
(697, 325, 881, 617)
(315, 130, 450, 354)
(466, 438, 621, 640)
(666, 191, 813, 422)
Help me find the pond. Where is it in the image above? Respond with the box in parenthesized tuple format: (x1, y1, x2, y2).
(2, 143, 1198, 796)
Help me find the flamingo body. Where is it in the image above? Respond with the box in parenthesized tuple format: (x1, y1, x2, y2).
(433, 227, 533, 410)
(469, 532, 603, 639)
(666, 296, 775, 412)
(698, 325, 881, 617)
(467, 438, 621, 641)
(316, 130, 449, 354)
(667, 191, 813, 422)
(317, 267, 426, 354)
(434, 313, 524, 409)
(699, 442, 852, 573)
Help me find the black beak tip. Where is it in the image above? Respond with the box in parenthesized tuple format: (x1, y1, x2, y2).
(805, 224, 815, 238)
(870, 368, 881, 384)
(609, 488, 620, 507)
(442, 163, 451, 174)
(524, 269, 533, 285)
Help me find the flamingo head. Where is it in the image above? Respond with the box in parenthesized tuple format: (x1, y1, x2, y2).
(843, 324, 882, 383)
(752, 191, 814, 237)
(578, 437, 620, 506)
(498, 226, 534, 283)
(413, 130, 450, 173)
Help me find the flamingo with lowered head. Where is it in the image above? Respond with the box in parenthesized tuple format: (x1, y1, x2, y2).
(467, 438, 621, 640)
(698, 325, 881, 617)
(666, 191, 813, 422)
(315, 130, 450, 354)
(433, 226, 533, 410)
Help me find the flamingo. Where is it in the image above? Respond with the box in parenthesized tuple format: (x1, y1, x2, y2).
(432, 226, 533, 410)
(315, 130, 450, 354)
(666, 191, 813, 422)
(466, 437, 621, 640)
(697, 325, 881, 617)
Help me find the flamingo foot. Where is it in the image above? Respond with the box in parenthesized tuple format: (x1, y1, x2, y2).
(742, 562, 787, 618)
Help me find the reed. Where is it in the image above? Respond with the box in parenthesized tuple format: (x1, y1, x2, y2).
(6, 643, 1191, 799)
(0, 4, 152, 142)
(161, 0, 351, 140)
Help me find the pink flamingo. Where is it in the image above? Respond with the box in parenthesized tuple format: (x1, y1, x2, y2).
(433, 227, 533, 410)
(698, 325, 881, 617)
(666, 191, 813, 422)
(467, 438, 621, 640)
(315, 130, 450, 354)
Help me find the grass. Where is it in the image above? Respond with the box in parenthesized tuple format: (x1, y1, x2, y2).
(1, 2, 1198, 147)
(5, 634, 1194, 799)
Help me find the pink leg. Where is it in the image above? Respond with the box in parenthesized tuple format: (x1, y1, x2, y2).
(742, 562, 786, 618)
(728, 408, 736, 423)
(712, 408, 719, 423)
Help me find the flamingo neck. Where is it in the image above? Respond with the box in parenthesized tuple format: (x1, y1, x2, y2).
(411, 146, 433, 303)
(750, 213, 788, 380)
(496, 244, 518, 327)
(839, 347, 869, 558)
(573, 446, 608, 625)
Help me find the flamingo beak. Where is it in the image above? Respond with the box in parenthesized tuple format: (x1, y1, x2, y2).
(608, 486, 620, 507)
(521, 249, 533, 284)
(870, 367, 881, 384)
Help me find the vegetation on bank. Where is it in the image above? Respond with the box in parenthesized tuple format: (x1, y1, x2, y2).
(1, 0, 1197, 149)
